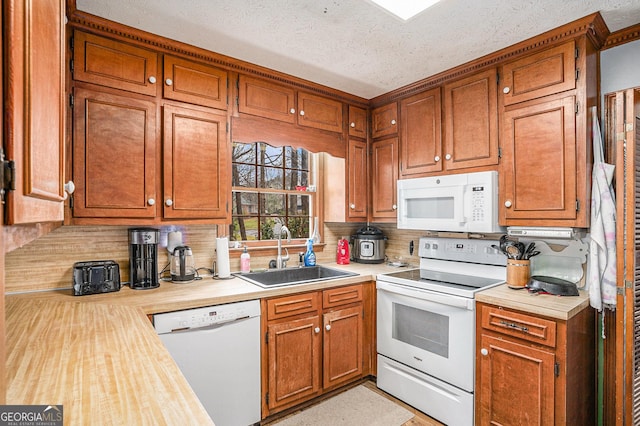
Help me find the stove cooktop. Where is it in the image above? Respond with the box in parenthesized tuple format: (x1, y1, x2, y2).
(378, 268, 505, 298)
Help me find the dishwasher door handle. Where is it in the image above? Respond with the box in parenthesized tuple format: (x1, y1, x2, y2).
(163, 315, 255, 334)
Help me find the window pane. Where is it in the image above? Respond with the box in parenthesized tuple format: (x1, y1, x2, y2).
(232, 164, 256, 187)
(230, 216, 259, 241)
(287, 216, 310, 239)
(260, 217, 277, 240)
(258, 143, 284, 167)
(286, 147, 309, 170)
(258, 166, 284, 189)
(231, 191, 258, 215)
(288, 194, 310, 216)
(260, 193, 285, 216)
(285, 169, 309, 190)
(232, 142, 256, 164)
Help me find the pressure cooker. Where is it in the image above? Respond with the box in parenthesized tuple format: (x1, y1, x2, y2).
(350, 225, 387, 264)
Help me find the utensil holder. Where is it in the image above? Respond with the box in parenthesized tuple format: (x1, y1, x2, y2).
(506, 259, 530, 289)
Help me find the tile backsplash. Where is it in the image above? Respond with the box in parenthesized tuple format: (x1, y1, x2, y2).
(5, 222, 423, 293)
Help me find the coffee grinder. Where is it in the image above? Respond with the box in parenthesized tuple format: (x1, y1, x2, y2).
(128, 228, 160, 289)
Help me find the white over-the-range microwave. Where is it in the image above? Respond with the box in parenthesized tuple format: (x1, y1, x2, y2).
(396, 170, 504, 233)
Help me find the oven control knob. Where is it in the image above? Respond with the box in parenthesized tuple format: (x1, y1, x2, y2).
(432, 243, 438, 250)
(424, 243, 430, 249)
(481, 348, 489, 356)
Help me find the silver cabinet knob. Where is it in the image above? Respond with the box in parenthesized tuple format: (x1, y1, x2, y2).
(290, 108, 296, 114)
(392, 204, 397, 210)
(350, 203, 356, 209)
(299, 110, 305, 116)
(434, 156, 440, 162)
(504, 200, 512, 208)
(391, 119, 397, 125)
(148, 76, 156, 84)
(445, 153, 452, 160)
(64, 180, 75, 194)
(325, 324, 331, 331)
(350, 122, 356, 128)
(481, 348, 489, 356)
(165, 78, 173, 86)
(147, 198, 155, 206)
(314, 327, 320, 334)
(503, 87, 510, 94)
(165, 199, 174, 207)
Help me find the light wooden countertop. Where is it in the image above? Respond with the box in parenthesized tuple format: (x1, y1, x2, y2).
(5, 298, 214, 425)
(475, 283, 590, 320)
(5, 261, 397, 425)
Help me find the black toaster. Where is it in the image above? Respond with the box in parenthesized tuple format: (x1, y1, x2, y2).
(72, 260, 121, 296)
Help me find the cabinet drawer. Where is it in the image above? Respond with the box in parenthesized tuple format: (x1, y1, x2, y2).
(163, 55, 228, 110)
(481, 306, 556, 348)
(348, 105, 367, 138)
(297, 92, 343, 133)
(74, 31, 158, 96)
(267, 292, 320, 320)
(323, 285, 363, 309)
(238, 75, 296, 123)
(501, 41, 575, 105)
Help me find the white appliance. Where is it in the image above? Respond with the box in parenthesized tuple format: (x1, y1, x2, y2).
(397, 170, 503, 233)
(376, 237, 506, 426)
(154, 300, 261, 426)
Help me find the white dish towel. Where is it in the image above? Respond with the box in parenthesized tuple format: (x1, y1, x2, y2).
(587, 107, 616, 311)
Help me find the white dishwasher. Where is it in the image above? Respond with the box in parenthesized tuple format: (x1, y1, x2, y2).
(154, 299, 261, 426)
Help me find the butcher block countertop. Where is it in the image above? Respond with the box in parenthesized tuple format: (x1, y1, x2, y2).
(475, 283, 591, 320)
(5, 262, 397, 425)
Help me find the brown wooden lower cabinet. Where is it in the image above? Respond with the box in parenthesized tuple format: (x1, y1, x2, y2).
(475, 302, 595, 426)
(261, 283, 373, 418)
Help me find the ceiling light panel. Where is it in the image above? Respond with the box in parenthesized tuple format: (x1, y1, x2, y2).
(368, 0, 442, 21)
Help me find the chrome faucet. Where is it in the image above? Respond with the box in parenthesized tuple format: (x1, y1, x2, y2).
(275, 224, 291, 269)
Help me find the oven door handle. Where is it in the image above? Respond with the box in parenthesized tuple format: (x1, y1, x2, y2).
(377, 281, 474, 310)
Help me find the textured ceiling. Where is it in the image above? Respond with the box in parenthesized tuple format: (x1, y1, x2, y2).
(75, 0, 640, 99)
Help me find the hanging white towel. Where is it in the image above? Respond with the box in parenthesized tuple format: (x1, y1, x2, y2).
(587, 107, 617, 311)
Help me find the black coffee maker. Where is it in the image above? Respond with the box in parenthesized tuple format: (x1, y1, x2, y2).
(129, 228, 160, 289)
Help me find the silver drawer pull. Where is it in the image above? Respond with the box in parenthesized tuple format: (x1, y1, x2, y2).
(499, 320, 529, 333)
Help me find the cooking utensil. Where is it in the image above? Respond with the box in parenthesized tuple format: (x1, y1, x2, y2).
(526, 276, 579, 296)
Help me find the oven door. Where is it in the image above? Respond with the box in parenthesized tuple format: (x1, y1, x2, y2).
(376, 280, 475, 392)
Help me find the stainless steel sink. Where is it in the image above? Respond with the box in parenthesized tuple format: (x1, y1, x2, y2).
(236, 265, 358, 288)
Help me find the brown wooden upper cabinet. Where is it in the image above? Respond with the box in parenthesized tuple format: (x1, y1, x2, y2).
(74, 31, 159, 97)
(238, 75, 343, 132)
(501, 41, 576, 106)
(370, 137, 398, 222)
(72, 86, 158, 219)
(348, 105, 367, 139)
(443, 68, 499, 171)
(4, 0, 66, 224)
(399, 88, 442, 176)
(498, 37, 593, 228)
(371, 102, 398, 139)
(347, 139, 368, 221)
(163, 55, 228, 110)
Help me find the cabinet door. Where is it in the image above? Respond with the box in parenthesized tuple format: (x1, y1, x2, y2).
(267, 316, 322, 410)
(501, 41, 575, 106)
(73, 86, 157, 218)
(297, 92, 343, 133)
(347, 139, 368, 220)
(500, 95, 577, 224)
(163, 55, 228, 110)
(73, 31, 159, 96)
(162, 104, 228, 220)
(4, 0, 65, 224)
(348, 105, 367, 138)
(443, 68, 498, 170)
(400, 88, 442, 176)
(323, 305, 363, 389)
(477, 333, 556, 425)
(371, 103, 398, 139)
(237, 75, 296, 123)
(370, 138, 398, 221)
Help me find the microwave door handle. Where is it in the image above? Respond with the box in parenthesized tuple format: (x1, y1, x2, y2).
(454, 186, 466, 225)
(376, 281, 474, 310)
